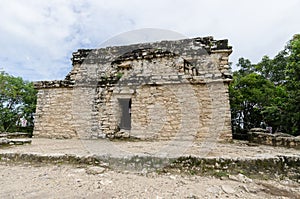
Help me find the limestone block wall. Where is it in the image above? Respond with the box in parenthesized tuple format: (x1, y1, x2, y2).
(193, 82, 232, 141)
(95, 54, 231, 140)
(131, 83, 232, 141)
(34, 88, 76, 138)
(131, 84, 182, 140)
(71, 85, 99, 139)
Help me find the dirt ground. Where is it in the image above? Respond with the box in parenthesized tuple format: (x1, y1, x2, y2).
(1, 139, 300, 198)
(0, 162, 299, 199)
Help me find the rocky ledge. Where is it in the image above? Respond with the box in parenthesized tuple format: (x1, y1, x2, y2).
(248, 128, 300, 149)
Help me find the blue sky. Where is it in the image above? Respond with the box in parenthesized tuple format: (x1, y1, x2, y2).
(0, 0, 299, 81)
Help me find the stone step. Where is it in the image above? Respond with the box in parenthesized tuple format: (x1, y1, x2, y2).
(8, 139, 32, 145)
(0, 138, 32, 146)
(0, 132, 31, 139)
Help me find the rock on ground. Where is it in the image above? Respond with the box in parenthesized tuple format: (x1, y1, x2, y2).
(0, 162, 299, 199)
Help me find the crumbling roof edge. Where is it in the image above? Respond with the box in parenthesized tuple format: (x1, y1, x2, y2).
(71, 36, 232, 65)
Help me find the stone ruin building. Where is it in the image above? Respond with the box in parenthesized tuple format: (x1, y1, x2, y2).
(34, 36, 233, 141)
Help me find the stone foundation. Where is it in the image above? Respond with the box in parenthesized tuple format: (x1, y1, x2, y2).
(1, 153, 299, 180)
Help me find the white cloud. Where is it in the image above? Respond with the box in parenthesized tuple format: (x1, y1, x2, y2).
(0, 0, 299, 80)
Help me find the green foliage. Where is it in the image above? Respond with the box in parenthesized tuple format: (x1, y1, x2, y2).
(230, 65, 276, 133)
(284, 34, 300, 135)
(230, 34, 300, 136)
(116, 72, 124, 79)
(0, 73, 37, 133)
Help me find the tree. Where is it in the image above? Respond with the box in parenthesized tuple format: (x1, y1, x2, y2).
(230, 34, 300, 136)
(258, 34, 300, 135)
(229, 58, 276, 135)
(0, 72, 37, 133)
(283, 34, 300, 135)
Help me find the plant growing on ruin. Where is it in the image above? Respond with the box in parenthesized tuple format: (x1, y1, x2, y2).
(116, 72, 123, 79)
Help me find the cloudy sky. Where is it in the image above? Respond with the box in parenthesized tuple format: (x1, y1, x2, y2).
(0, 0, 299, 81)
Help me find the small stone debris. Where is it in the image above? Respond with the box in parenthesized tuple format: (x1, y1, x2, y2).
(239, 185, 250, 193)
(228, 174, 253, 183)
(86, 166, 106, 175)
(206, 185, 222, 194)
(0, 138, 9, 145)
(221, 185, 236, 194)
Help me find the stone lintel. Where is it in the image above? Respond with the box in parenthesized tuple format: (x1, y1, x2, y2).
(211, 49, 233, 55)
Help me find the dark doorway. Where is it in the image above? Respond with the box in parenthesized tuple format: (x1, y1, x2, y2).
(118, 98, 131, 130)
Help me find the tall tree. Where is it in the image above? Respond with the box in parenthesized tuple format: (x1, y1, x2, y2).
(229, 59, 276, 134)
(230, 34, 300, 136)
(0, 72, 37, 133)
(283, 34, 300, 134)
